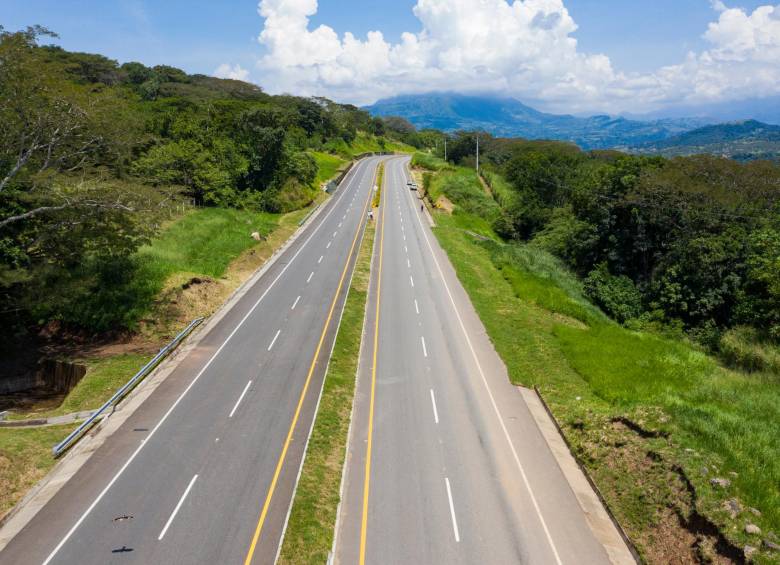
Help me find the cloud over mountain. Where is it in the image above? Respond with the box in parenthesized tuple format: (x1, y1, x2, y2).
(249, 0, 780, 114)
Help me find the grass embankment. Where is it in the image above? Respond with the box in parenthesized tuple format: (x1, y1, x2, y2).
(0, 425, 73, 518)
(136, 207, 279, 298)
(416, 161, 780, 564)
(411, 151, 451, 171)
(310, 151, 348, 186)
(278, 212, 376, 563)
(13, 354, 151, 421)
(481, 169, 516, 208)
(325, 132, 415, 159)
(422, 161, 500, 238)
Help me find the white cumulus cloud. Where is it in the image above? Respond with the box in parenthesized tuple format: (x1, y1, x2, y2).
(252, 0, 780, 113)
(213, 63, 250, 81)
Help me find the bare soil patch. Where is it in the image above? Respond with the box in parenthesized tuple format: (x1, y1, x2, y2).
(435, 195, 454, 214)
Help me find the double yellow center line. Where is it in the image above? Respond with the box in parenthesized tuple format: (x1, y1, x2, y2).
(243, 160, 379, 565)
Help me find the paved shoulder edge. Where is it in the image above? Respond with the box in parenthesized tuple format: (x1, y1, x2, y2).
(0, 161, 365, 552)
(519, 388, 638, 565)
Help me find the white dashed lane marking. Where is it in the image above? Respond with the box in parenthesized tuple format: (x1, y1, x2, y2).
(268, 329, 281, 351)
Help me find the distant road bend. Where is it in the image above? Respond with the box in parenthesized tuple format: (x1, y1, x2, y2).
(334, 157, 615, 564)
(0, 156, 387, 565)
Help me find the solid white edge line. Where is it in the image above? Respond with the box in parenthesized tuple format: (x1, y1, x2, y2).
(228, 380, 252, 418)
(39, 157, 372, 565)
(430, 389, 439, 424)
(444, 477, 460, 543)
(291, 295, 301, 310)
(268, 329, 281, 351)
(158, 474, 198, 541)
(421, 336, 428, 358)
(404, 161, 564, 565)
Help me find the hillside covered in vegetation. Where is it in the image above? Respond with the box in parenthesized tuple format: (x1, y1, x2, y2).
(0, 26, 418, 339)
(412, 150, 779, 563)
(437, 132, 780, 372)
(635, 120, 780, 162)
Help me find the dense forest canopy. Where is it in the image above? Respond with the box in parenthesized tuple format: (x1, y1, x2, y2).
(434, 132, 780, 354)
(0, 26, 425, 335)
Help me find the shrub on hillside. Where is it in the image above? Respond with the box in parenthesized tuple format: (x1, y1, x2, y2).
(531, 207, 598, 272)
(584, 264, 643, 324)
(719, 326, 780, 374)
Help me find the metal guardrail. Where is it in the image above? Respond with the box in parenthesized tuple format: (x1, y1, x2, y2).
(298, 202, 323, 227)
(52, 317, 205, 458)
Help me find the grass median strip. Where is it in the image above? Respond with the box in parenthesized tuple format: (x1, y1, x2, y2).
(372, 163, 384, 208)
(277, 216, 375, 564)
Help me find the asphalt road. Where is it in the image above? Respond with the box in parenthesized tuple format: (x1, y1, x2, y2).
(0, 156, 386, 565)
(334, 157, 614, 564)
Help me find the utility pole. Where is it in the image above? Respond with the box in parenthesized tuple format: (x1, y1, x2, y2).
(444, 136, 447, 162)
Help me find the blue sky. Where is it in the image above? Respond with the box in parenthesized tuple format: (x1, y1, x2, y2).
(2, 0, 764, 72)
(2, 1, 778, 113)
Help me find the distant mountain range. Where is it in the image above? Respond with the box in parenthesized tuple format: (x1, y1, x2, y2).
(624, 95, 780, 126)
(635, 120, 780, 161)
(364, 93, 714, 150)
(365, 93, 780, 159)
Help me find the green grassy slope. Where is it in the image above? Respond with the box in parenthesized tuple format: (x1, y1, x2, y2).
(310, 151, 348, 186)
(134, 208, 278, 296)
(324, 133, 416, 159)
(417, 162, 780, 564)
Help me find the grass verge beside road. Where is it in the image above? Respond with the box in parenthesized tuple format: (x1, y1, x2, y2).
(419, 161, 780, 564)
(0, 426, 73, 519)
(134, 207, 280, 306)
(310, 151, 347, 186)
(277, 212, 376, 564)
